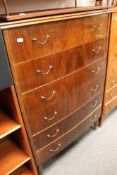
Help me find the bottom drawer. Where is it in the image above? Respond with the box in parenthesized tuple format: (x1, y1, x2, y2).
(103, 97, 117, 116)
(36, 108, 101, 164)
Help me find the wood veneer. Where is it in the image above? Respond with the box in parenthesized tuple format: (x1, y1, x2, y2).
(0, 139, 30, 175)
(0, 111, 21, 140)
(9, 39, 106, 93)
(2, 12, 109, 169)
(0, 86, 38, 175)
(102, 12, 117, 118)
(4, 14, 108, 64)
(36, 107, 102, 163)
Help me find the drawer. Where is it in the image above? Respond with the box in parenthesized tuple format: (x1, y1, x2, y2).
(32, 100, 102, 150)
(13, 39, 107, 93)
(22, 59, 106, 135)
(103, 97, 117, 116)
(105, 57, 117, 91)
(104, 85, 117, 103)
(25, 92, 103, 136)
(111, 13, 117, 31)
(36, 107, 101, 164)
(4, 14, 108, 64)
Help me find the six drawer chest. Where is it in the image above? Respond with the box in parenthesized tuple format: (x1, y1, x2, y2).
(0, 4, 117, 175)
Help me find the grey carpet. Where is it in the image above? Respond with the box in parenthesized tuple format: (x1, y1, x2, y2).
(43, 109, 117, 175)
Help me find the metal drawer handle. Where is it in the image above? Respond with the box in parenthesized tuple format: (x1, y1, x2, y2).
(91, 85, 99, 92)
(47, 129, 59, 138)
(37, 65, 53, 75)
(90, 114, 97, 122)
(92, 24, 102, 31)
(90, 101, 98, 108)
(112, 80, 116, 86)
(92, 67, 101, 74)
(41, 91, 56, 101)
(44, 111, 58, 121)
(110, 93, 114, 99)
(32, 35, 50, 45)
(92, 47, 101, 54)
(49, 144, 61, 152)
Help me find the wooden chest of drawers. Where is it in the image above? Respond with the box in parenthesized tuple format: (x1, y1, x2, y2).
(102, 13, 117, 118)
(3, 13, 109, 166)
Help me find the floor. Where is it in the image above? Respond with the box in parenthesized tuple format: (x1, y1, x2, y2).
(43, 109, 117, 175)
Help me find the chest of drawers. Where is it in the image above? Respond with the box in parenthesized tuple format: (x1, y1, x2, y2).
(102, 13, 117, 118)
(3, 13, 109, 166)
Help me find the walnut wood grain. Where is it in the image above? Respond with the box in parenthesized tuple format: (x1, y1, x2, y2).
(21, 58, 106, 135)
(32, 99, 102, 150)
(103, 97, 117, 116)
(4, 14, 108, 64)
(24, 92, 103, 136)
(36, 107, 101, 164)
(103, 12, 117, 117)
(104, 85, 117, 103)
(12, 39, 107, 93)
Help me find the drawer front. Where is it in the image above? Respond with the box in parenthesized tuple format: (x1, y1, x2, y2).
(105, 15, 117, 91)
(105, 53, 117, 90)
(4, 14, 108, 64)
(111, 13, 117, 31)
(104, 85, 117, 103)
(32, 100, 102, 150)
(36, 107, 101, 164)
(103, 97, 117, 116)
(22, 59, 106, 135)
(13, 39, 106, 93)
(24, 92, 103, 136)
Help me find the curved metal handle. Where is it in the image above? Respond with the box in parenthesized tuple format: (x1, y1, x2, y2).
(37, 65, 53, 75)
(47, 129, 59, 138)
(90, 115, 97, 122)
(90, 101, 98, 108)
(92, 67, 101, 74)
(41, 91, 56, 101)
(92, 24, 102, 31)
(92, 47, 101, 54)
(91, 85, 99, 92)
(49, 144, 61, 152)
(32, 35, 50, 45)
(44, 111, 58, 121)
(112, 80, 116, 86)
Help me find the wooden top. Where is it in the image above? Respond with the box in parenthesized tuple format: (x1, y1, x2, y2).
(0, 6, 112, 29)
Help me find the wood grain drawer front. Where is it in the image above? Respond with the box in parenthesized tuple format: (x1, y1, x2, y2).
(24, 92, 103, 136)
(4, 14, 108, 64)
(111, 13, 117, 31)
(36, 107, 101, 164)
(104, 85, 117, 103)
(13, 39, 107, 93)
(32, 100, 102, 150)
(103, 97, 117, 116)
(105, 25, 117, 91)
(22, 59, 106, 135)
(105, 56, 117, 91)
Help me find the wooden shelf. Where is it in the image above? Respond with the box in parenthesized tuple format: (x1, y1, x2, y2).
(0, 139, 30, 175)
(0, 111, 21, 139)
(11, 165, 34, 175)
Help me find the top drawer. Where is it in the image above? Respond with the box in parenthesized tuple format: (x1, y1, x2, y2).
(4, 14, 108, 64)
